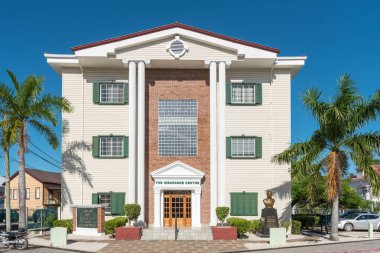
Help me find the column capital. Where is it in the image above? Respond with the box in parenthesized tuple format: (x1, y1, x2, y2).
(122, 59, 151, 67)
(204, 60, 231, 67)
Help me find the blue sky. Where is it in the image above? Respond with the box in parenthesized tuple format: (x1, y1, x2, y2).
(0, 0, 379, 175)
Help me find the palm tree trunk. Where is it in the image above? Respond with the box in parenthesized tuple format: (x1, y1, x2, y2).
(4, 147, 11, 232)
(18, 124, 27, 229)
(329, 194, 339, 241)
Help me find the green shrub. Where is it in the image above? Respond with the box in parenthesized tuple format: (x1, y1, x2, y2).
(105, 217, 127, 235)
(52, 219, 73, 233)
(291, 220, 302, 234)
(216, 207, 229, 226)
(280, 220, 291, 232)
(226, 217, 250, 237)
(125, 204, 141, 226)
(248, 219, 261, 233)
(292, 215, 320, 230)
(44, 214, 57, 228)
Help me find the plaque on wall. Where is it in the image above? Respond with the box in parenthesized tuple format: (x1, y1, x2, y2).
(77, 208, 98, 228)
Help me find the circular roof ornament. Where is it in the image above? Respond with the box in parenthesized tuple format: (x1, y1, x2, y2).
(167, 36, 188, 59)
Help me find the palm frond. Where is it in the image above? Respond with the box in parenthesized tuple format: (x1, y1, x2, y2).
(326, 150, 348, 201)
(28, 120, 59, 149)
(302, 87, 328, 124)
(6, 70, 21, 96)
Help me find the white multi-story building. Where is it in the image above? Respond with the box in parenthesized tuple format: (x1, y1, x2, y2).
(46, 23, 306, 227)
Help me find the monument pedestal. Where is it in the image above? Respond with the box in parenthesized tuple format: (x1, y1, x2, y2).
(72, 205, 105, 236)
(259, 208, 279, 237)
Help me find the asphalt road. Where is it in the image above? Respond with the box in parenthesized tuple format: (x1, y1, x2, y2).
(236, 240, 380, 253)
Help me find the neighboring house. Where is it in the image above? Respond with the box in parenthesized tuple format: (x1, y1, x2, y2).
(0, 176, 4, 208)
(350, 163, 380, 203)
(5, 169, 61, 210)
(45, 23, 306, 227)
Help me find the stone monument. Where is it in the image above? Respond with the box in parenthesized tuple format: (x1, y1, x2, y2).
(72, 205, 105, 236)
(259, 190, 279, 237)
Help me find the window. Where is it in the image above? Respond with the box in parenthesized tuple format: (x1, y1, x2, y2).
(92, 136, 128, 158)
(93, 82, 128, 104)
(35, 187, 40, 199)
(100, 137, 124, 157)
(48, 190, 54, 200)
(26, 188, 30, 199)
(232, 84, 255, 103)
(226, 83, 262, 105)
(13, 189, 17, 200)
(158, 100, 198, 156)
(100, 83, 125, 103)
(227, 137, 262, 159)
(92, 192, 125, 215)
(99, 193, 111, 213)
(230, 192, 258, 216)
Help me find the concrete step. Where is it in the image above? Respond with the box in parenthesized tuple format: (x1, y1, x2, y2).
(141, 227, 212, 240)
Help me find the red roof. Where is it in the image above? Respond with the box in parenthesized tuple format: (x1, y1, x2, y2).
(71, 22, 280, 53)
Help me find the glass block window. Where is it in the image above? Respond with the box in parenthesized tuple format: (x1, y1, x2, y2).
(231, 138, 255, 157)
(100, 83, 124, 103)
(232, 84, 255, 104)
(100, 137, 124, 157)
(158, 100, 198, 156)
(99, 193, 111, 213)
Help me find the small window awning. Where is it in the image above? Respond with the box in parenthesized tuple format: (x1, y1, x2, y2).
(44, 183, 61, 190)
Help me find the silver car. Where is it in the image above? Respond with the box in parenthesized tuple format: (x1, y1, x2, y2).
(338, 213, 380, 231)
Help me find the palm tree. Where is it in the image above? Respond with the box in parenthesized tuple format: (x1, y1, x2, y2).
(0, 70, 72, 229)
(0, 115, 17, 232)
(272, 74, 380, 241)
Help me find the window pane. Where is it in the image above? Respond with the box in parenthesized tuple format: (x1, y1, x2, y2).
(232, 84, 255, 104)
(100, 83, 124, 103)
(99, 194, 111, 213)
(158, 100, 197, 156)
(100, 137, 123, 157)
(231, 138, 255, 157)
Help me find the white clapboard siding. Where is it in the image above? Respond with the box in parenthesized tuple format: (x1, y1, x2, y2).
(116, 37, 236, 61)
(224, 69, 292, 220)
(61, 68, 130, 219)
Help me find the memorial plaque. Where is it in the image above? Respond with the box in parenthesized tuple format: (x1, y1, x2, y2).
(259, 208, 279, 237)
(77, 208, 98, 228)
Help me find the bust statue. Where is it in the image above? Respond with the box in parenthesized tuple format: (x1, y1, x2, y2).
(263, 190, 275, 208)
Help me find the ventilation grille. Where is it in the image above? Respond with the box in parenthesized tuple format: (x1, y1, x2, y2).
(170, 40, 185, 55)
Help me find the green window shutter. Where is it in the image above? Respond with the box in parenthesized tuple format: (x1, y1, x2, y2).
(255, 83, 262, 104)
(93, 83, 100, 104)
(92, 193, 99, 204)
(123, 136, 129, 158)
(124, 83, 129, 104)
(255, 137, 262, 159)
(226, 83, 232, 104)
(230, 192, 258, 216)
(226, 137, 232, 158)
(110, 192, 125, 215)
(92, 136, 99, 157)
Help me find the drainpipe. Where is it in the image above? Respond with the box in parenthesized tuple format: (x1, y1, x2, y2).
(79, 64, 85, 205)
(270, 58, 278, 190)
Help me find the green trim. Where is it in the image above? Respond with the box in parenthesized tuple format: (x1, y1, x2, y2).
(93, 83, 100, 104)
(229, 83, 262, 106)
(92, 136, 99, 157)
(96, 82, 129, 105)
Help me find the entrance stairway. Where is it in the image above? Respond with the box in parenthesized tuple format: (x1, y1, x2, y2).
(141, 227, 213, 240)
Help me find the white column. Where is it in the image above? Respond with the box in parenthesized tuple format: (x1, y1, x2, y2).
(209, 61, 218, 225)
(153, 189, 161, 227)
(192, 188, 202, 228)
(128, 61, 137, 203)
(137, 61, 145, 223)
(217, 61, 226, 206)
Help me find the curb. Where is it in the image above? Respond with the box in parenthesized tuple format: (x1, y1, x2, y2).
(223, 238, 380, 253)
(29, 244, 95, 253)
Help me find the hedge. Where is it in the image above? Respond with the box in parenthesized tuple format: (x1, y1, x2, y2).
(105, 217, 127, 235)
(292, 215, 320, 230)
(248, 219, 261, 233)
(291, 220, 302, 234)
(216, 207, 229, 226)
(52, 219, 73, 233)
(226, 217, 250, 237)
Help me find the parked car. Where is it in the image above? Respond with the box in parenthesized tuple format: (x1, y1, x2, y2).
(340, 210, 374, 218)
(338, 213, 380, 232)
(0, 209, 19, 223)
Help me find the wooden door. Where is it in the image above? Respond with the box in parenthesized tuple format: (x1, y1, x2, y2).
(163, 191, 192, 227)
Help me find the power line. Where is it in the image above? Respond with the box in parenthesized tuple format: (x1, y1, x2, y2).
(29, 141, 61, 164)
(27, 148, 61, 169)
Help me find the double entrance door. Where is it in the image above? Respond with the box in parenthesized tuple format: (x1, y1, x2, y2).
(163, 191, 191, 227)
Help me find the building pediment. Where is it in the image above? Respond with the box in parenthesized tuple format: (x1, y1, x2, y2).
(151, 161, 205, 180)
(72, 23, 279, 59)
